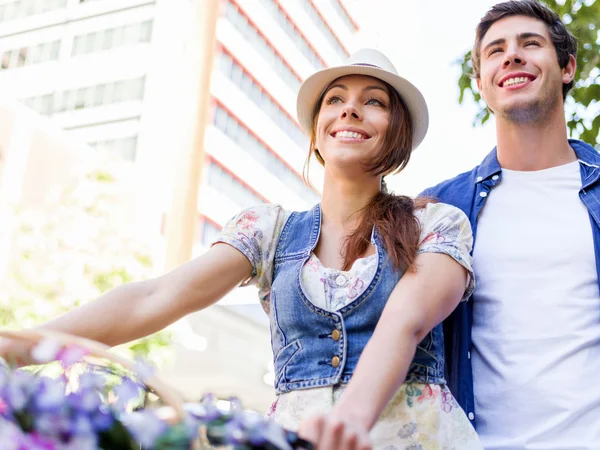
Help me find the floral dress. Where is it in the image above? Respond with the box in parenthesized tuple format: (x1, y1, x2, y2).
(215, 202, 482, 450)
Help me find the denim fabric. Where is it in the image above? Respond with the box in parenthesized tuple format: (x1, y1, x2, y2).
(421, 139, 600, 428)
(270, 203, 446, 394)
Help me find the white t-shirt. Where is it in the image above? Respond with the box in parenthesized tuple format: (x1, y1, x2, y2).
(472, 160, 600, 449)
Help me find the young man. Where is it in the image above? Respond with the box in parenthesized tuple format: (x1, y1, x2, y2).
(423, 1, 600, 448)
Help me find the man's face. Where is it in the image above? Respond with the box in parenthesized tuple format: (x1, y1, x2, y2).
(476, 15, 575, 124)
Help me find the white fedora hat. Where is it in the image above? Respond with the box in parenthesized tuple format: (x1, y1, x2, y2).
(296, 48, 429, 151)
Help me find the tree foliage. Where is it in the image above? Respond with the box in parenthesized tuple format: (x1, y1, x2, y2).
(0, 162, 172, 364)
(457, 0, 600, 147)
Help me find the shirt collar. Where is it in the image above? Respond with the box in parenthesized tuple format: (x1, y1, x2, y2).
(475, 147, 502, 184)
(475, 139, 600, 185)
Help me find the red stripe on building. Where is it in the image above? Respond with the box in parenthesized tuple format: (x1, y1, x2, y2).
(220, 45, 303, 130)
(213, 98, 306, 182)
(337, 0, 360, 31)
(206, 155, 270, 203)
(309, 0, 350, 56)
(228, 0, 303, 82)
(271, 0, 329, 67)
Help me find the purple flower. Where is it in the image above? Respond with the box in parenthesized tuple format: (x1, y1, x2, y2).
(0, 397, 9, 416)
(19, 432, 58, 450)
(33, 377, 66, 412)
(90, 408, 114, 432)
(56, 346, 88, 367)
(133, 359, 156, 383)
(122, 410, 167, 448)
(114, 377, 141, 409)
(77, 373, 104, 391)
(0, 420, 26, 450)
(3, 371, 35, 410)
(31, 339, 62, 364)
(71, 413, 94, 436)
(58, 435, 97, 450)
(67, 390, 101, 413)
(223, 420, 245, 445)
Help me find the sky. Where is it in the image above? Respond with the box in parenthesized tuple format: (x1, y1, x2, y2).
(352, 0, 499, 196)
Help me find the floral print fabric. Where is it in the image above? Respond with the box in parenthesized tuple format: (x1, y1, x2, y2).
(214, 202, 481, 449)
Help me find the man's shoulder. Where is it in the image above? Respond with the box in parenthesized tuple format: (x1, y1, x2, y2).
(421, 166, 480, 203)
(571, 139, 600, 164)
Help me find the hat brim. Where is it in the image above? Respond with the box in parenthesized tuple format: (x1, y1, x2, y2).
(297, 65, 429, 151)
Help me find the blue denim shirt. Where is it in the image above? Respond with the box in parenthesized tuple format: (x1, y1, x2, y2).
(421, 139, 600, 428)
(271, 203, 446, 394)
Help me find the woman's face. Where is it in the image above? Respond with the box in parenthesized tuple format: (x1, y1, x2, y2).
(315, 74, 391, 173)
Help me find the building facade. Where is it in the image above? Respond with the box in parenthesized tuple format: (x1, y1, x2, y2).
(0, 0, 359, 410)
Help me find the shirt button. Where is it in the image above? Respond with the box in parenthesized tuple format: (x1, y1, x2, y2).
(331, 356, 341, 368)
(468, 412, 475, 420)
(335, 275, 346, 286)
(479, 192, 488, 198)
(331, 329, 340, 341)
(492, 175, 499, 181)
(467, 351, 471, 359)
(476, 176, 483, 182)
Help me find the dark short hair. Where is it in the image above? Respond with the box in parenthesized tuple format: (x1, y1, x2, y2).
(472, 0, 578, 99)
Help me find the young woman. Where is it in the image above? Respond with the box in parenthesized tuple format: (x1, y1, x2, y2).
(2, 49, 481, 449)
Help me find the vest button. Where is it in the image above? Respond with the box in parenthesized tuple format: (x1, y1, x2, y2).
(331, 356, 340, 368)
(331, 329, 340, 341)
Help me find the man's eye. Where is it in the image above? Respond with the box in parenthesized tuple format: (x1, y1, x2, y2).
(524, 40, 540, 47)
(488, 48, 502, 57)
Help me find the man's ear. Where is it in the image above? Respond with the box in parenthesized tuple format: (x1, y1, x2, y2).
(562, 54, 577, 84)
(476, 78, 484, 100)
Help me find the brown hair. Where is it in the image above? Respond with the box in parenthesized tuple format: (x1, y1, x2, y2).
(304, 79, 430, 272)
(472, 0, 578, 100)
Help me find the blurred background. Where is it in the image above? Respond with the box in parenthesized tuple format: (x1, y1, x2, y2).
(0, 0, 597, 413)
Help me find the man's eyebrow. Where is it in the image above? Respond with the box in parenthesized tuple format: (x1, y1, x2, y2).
(518, 32, 547, 41)
(482, 38, 505, 53)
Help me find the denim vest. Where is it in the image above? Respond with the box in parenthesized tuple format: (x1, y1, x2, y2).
(421, 139, 600, 428)
(270, 203, 445, 394)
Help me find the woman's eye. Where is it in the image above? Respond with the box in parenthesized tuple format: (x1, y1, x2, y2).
(325, 95, 342, 105)
(366, 98, 385, 107)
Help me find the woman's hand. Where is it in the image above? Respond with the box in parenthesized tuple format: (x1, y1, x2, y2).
(0, 337, 35, 366)
(298, 413, 372, 450)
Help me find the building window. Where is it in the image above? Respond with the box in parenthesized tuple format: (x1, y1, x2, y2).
(207, 161, 265, 209)
(0, 39, 61, 70)
(72, 20, 153, 56)
(328, 0, 358, 32)
(0, 0, 68, 22)
(299, 2, 349, 60)
(89, 136, 138, 162)
(23, 77, 146, 115)
(217, 52, 308, 151)
(258, 0, 324, 70)
(201, 219, 222, 247)
(224, 0, 300, 92)
(213, 105, 319, 203)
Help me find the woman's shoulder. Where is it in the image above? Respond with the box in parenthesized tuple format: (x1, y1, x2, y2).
(414, 201, 469, 226)
(226, 203, 289, 226)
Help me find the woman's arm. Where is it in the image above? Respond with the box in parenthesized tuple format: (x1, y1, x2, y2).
(299, 252, 467, 450)
(31, 243, 252, 346)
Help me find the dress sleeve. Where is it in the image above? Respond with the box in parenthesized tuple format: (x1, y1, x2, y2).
(212, 204, 290, 310)
(415, 202, 475, 300)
